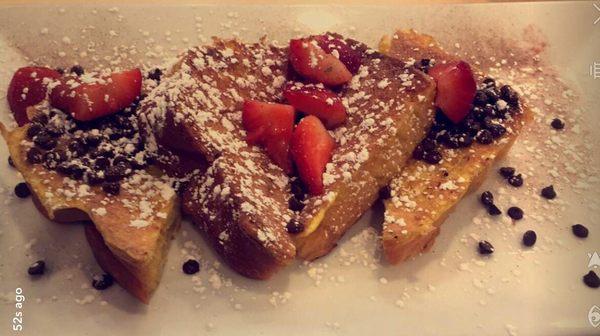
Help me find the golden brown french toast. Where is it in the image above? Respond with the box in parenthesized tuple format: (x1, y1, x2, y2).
(1, 106, 180, 303)
(293, 48, 436, 260)
(140, 34, 436, 277)
(379, 30, 531, 264)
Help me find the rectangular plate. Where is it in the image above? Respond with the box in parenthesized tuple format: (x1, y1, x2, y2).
(0, 2, 599, 335)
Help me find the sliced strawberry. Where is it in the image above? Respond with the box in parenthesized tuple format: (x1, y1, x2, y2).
(428, 61, 476, 124)
(291, 116, 335, 195)
(283, 83, 347, 129)
(7, 66, 61, 126)
(288, 38, 352, 87)
(50, 68, 142, 121)
(313, 34, 363, 74)
(242, 100, 295, 174)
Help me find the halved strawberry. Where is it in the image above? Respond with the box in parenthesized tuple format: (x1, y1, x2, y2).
(290, 115, 335, 195)
(50, 68, 142, 121)
(7, 66, 61, 126)
(428, 61, 476, 124)
(288, 38, 352, 87)
(313, 34, 363, 74)
(242, 100, 295, 174)
(283, 83, 347, 129)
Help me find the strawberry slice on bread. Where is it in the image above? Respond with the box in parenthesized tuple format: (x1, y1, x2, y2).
(428, 60, 476, 123)
(242, 100, 295, 174)
(7, 66, 61, 126)
(288, 38, 352, 87)
(313, 34, 363, 74)
(283, 83, 347, 129)
(50, 68, 142, 121)
(290, 115, 335, 195)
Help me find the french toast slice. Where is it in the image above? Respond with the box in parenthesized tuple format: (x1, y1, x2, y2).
(140, 35, 436, 277)
(293, 46, 436, 260)
(1, 108, 180, 303)
(379, 30, 531, 264)
(139, 39, 297, 279)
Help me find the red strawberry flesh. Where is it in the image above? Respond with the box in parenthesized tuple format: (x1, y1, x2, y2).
(7, 66, 61, 126)
(428, 60, 476, 124)
(288, 38, 352, 87)
(283, 83, 347, 129)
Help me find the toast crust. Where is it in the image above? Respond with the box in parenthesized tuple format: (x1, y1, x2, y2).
(1, 122, 180, 302)
(379, 30, 532, 264)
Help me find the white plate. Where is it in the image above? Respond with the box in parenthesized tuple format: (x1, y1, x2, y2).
(0, 2, 599, 335)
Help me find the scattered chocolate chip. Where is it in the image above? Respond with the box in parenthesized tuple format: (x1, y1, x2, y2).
(92, 273, 114, 290)
(45, 124, 64, 137)
(478, 240, 494, 255)
(8, 156, 15, 167)
(288, 196, 305, 212)
(485, 89, 499, 104)
(412, 145, 425, 160)
(480, 191, 494, 207)
(26, 123, 43, 139)
(102, 182, 120, 195)
(43, 149, 67, 169)
(14, 182, 30, 198)
(508, 174, 523, 187)
(148, 68, 163, 82)
(522, 230, 537, 247)
(507, 206, 524, 220)
(571, 224, 589, 238)
(423, 150, 442, 164)
(473, 91, 489, 106)
(31, 113, 48, 125)
(28, 260, 45, 275)
(476, 129, 493, 145)
(105, 163, 130, 182)
(70, 65, 84, 76)
(286, 219, 304, 234)
(487, 204, 502, 216)
(94, 157, 110, 170)
(540, 185, 556, 199)
(379, 185, 392, 200)
(583, 271, 600, 288)
(26, 147, 44, 164)
(487, 123, 506, 138)
(86, 172, 105, 185)
(182, 259, 200, 275)
(33, 133, 57, 150)
(550, 118, 564, 130)
(499, 166, 515, 179)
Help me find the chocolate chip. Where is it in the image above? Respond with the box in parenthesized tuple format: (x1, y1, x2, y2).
(507, 206, 523, 220)
(92, 273, 114, 290)
(8, 156, 15, 167)
(457, 134, 473, 147)
(583, 271, 600, 288)
(487, 204, 502, 216)
(485, 89, 499, 104)
(44, 124, 64, 137)
(412, 145, 425, 160)
(571, 224, 589, 238)
(473, 91, 489, 106)
(33, 133, 57, 150)
(480, 191, 494, 207)
(499, 167, 515, 179)
(86, 172, 105, 185)
(55, 162, 72, 176)
(508, 174, 523, 187)
(487, 124, 506, 138)
(70, 65, 84, 76)
(499, 85, 519, 105)
(102, 182, 120, 195)
(26, 123, 43, 139)
(423, 150, 442, 164)
(94, 157, 110, 170)
(148, 68, 163, 82)
(27, 147, 44, 164)
(14, 182, 30, 198)
(476, 129, 493, 145)
(551, 118, 564, 130)
(286, 219, 304, 234)
(379, 185, 392, 200)
(482, 77, 496, 88)
(522, 230, 537, 247)
(105, 163, 130, 182)
(67, 139, 87, 157)
(478, 240, 494, 255)
(288, 196, 305, 212)
(28, 260, 45, 275)
(84, 133, 102, 147)
(540, 185, 556, 199)
(182, 259, 200, 275)
(43, 149, 67, 169)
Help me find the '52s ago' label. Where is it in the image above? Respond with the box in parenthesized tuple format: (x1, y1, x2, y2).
(12, 287, 24, 332)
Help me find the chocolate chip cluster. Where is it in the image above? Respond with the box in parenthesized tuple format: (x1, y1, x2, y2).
(413, 76, 521, 164)
(24, 104, 151, 196)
